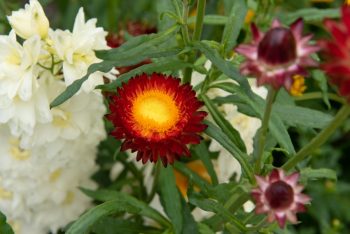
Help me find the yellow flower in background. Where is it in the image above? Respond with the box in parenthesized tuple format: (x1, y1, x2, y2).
(290, 75, 307, 97)
(244, 9, 255, 24)
(7, 0, 49, 39)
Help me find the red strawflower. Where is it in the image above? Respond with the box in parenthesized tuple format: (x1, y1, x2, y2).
(252, 169, 311, 228)
(235, 19, 319, 91)
(107, 73, 207, 166)
(320, 6, 350, 101)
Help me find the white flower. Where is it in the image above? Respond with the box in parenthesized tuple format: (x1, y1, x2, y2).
(0, 125, 100, 234)
(7, 0, 49, 39)
(0, 79, 52, 136)
(0, 31, 41, 101)
(20, 78, 106, 147)
(48, 8, 113, 92)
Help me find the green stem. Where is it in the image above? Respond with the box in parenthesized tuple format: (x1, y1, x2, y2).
(181, 0, 192, 84)
(193, 0, 206, 41)
(254, 88, 278, 173)
(181, 0, 191, 46)
(294, 92, 345, 104)
(283, 104, 350, 171)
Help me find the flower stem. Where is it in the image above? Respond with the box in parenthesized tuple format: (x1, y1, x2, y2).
(282, 104, 350, 171)
(193, 0, 206, 41)
(254, 88, 278, 173)
(182, 0, 206, 84)
(294, 91, 345, 104)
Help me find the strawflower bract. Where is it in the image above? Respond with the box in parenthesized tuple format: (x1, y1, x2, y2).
(108, 73, 207, 166)
(235, 19, 319, 91)
(252, 169, 310, 228)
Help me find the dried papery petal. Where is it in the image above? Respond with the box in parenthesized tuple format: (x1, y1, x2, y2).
(252, 169, 310, 228)
(235, 19, 319, 92)
(107, 73, 207, 166)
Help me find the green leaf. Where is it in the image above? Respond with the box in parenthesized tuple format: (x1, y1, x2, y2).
(312, 70, 331, 109)
(189, 15, 228, 25)
(181, 198, 199, 234)
(210, 82, 296, 154)
(201, 94, 247, 153)
(158, 167, 183, 234)
(66, 199, 139, 234)
(274, 104, 332, 129)
(204, 120, 254, 183)
(193, 41, 251, 93)
(221, 0, 247, 53)
(98, 59, 192, 91)
(193, 142, 219, 185)
(198, 223, 215, 234)
(0, 211, 14, 234)
(300, 168, 337, 183)
(188, 192, 246, 232)
(280, 8, 340, 24)
(50, 26, 180, 108)
(80, 188, 171, 228)
(91, 217, 160, 234)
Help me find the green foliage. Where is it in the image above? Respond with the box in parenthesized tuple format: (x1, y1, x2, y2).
(0, 211, 14, 234)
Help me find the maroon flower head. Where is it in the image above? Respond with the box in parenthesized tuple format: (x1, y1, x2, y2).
(320, 6, 350, 102)
(235, 19, 319, 91)
(252, 169, 311, 228)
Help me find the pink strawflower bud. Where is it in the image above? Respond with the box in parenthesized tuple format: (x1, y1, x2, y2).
(252, 169, 311, 228)
(235, 19, 319, 91)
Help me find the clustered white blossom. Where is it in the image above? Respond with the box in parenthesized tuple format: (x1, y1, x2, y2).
(0, 0, 115, 233)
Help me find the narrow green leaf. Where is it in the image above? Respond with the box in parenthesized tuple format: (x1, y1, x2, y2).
(91, 217, 160, 234)
(158, 167, 183, 234)
(201, 94, 247, 153)
(188, 15, 228, 25)
(280, 8, 340, 24)
(98, 59, 192, 91)
(204, 120, 254, 183)
(221, 0, 247, 53)
(0, 211, 14, 234)
(300, 168, 337, 183)
(312, 70, 331, 109)
(81, 188, 171, 228)
(210, 82, 296, 154)
(194, 41, 251, 93)
(188, 192, 246, 232)
(50, 26, 180, 108)
(193, 142, 219, 185)
(198, 223, 215, 234)
(66, 199, 139, 234)
(181, 198, 199, 234)
(274, 104, 332, 129)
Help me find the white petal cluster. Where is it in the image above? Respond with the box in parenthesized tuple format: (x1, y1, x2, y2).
(0, 1, 111, 233)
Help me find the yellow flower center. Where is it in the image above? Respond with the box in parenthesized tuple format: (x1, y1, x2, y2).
(290, 75, 306, 96)
(345, 0, 350, 5)
(132, 90, 179, 137)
